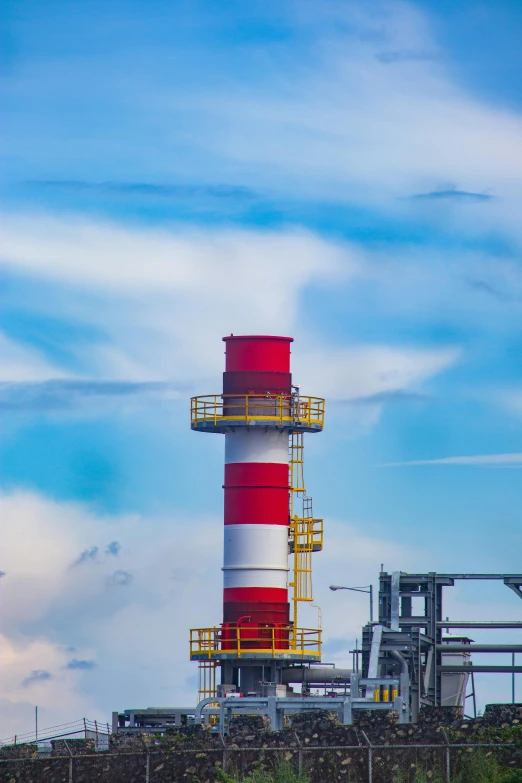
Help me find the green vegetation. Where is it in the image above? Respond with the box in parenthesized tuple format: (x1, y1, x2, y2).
(502, 771, 522, 783)
(215, 754, 522, 782)
(217, 759, 309, 783)
(391, 753, 522, 783)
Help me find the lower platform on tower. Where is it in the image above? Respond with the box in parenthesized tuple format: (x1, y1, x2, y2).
(189, 626, 322, 663)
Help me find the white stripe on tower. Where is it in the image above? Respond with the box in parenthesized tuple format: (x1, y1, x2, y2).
(224, 429, 289, 465)
(223, 524, 289, 589)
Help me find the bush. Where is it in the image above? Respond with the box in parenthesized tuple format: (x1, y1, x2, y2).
(503, 771, 522, 783)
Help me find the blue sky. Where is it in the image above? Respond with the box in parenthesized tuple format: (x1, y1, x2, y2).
(1, 0, 522, 735)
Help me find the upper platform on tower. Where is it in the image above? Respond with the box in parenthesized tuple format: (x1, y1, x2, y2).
(190, 335, 325, 433)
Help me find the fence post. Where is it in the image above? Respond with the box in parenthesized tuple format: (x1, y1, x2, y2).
(441, 728, 451, 783)
(140, 736, 150, 783)
(361, 730, 372, 783)
(294, 732, 303, 776)
(64, 739, 73, 783)
(219, 731, 227, 774)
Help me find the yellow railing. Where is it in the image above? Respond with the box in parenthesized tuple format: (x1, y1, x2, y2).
(289, 517, 324, 606)
(190, 626, 322, 660)
(190, 394, 325, 430)
(289, 516, 324, 554)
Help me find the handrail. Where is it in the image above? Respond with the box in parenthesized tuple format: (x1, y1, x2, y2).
(190, 394, 325, 430)
(190, 626, 322, 660)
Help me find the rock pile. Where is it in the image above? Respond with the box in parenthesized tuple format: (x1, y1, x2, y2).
(1, 705, 522, 782)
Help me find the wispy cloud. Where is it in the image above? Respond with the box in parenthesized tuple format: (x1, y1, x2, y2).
(22, 669, 52, 687)
(0, 380, 182, 411)
(26, 180, 259, 201)
(410, 188, 493, 202)
(107, 569, 133, 586)
(65, 659, 97, 671)
(105, 541, 121, 557)
(0, 333, 67, 383)
(344, 390, 432, 406)
(148, 1, 522, 243)
(72, 546, 99, 567)
(466, 277, 512, 302)
(295, 345, 460, 402)
(382, 452, 522, 467)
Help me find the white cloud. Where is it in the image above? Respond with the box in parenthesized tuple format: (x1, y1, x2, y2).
(1, 214, 353, 384)
(0, 490, 223, 737)
(1, 214, 351, 293)
(0, 635, 104, 742)
(1, 214, 461, 411)
(162, 2, 522, 225)
(295, 344, 460, 401)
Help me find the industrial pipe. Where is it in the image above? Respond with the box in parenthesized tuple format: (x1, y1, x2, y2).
(389, 650, 409, 676)
(282, 667, 352, 685)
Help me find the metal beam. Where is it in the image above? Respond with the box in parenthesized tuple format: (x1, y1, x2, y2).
(440, 665, 522, 673)
(394, 574, 522, 580)
(504, 579, 522, 600)
(437, 644, 522, 653)
(439, 574, 522, 580)
(437, 621, 522, 628)
(391, 572, 400, 631)
(368, 625, 383, 679)
(399, 617, 429, 625)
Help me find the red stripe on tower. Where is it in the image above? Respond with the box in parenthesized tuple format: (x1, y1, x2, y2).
(222, 336, 293, 628)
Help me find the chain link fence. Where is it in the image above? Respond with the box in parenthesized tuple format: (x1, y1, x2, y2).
(0, 741, 521, 782)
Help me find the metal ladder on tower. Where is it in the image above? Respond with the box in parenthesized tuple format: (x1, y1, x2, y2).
(197, 659, 218, 702)
(288, 432, 324, 629)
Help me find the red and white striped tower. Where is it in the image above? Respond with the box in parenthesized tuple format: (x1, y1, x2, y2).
(223, 335, 292, 633)
(190, 335, 324, 695)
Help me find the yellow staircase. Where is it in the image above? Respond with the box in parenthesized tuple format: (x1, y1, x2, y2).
(288, 433, 323, 627)
(198, 659, 218, 701)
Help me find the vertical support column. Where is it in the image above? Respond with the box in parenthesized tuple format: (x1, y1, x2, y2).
(64, 740, 73, 783)
(441, 727, 451, 783)
(361, 731, 373, 783)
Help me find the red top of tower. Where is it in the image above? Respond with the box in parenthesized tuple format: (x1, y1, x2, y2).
(223, 335, 293, 373)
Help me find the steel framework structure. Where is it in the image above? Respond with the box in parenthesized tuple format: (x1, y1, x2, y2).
(362, 571, 522, 720)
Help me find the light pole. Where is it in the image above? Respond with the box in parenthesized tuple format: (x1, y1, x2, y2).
(330, 584, 374, 623)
